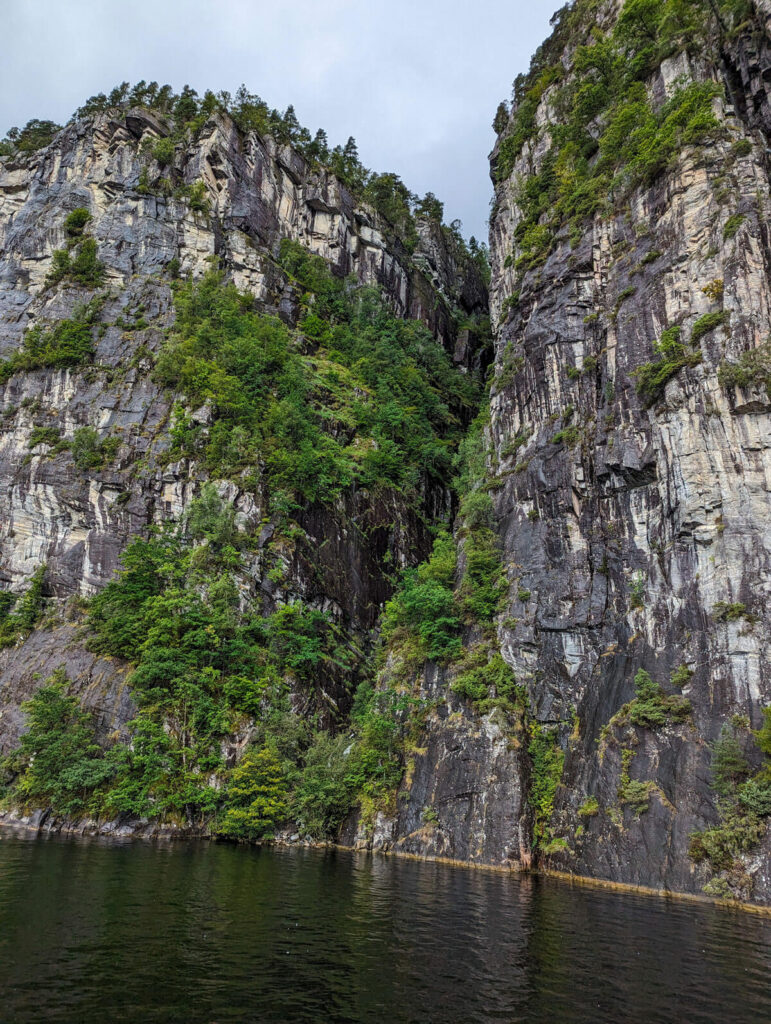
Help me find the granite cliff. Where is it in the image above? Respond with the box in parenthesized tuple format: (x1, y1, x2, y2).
(2, 0, 771, 907)
(354, 0, 771, 905)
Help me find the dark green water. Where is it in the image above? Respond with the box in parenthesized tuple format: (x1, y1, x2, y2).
(0, 832, 769, 1023)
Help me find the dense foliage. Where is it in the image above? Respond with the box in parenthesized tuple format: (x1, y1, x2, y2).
(0, 119, 62, 157)
(627, 669, 691, 729)
(158, 251, 480, 512)
(4, 670, 113, 817)
(0, 149, 488, 840)
(529, 725, 566, 851)
(719, 342, 771, 399)
(0, 567, 47, 651)
(1, 486, 411, 835)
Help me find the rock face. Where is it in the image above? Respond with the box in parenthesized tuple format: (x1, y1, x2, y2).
(0, 108, 484, 599)
(0, 626, 135, 756)
(0, 105, 486, 757)
(482, 0, 771, 900)
(341, 661, 529, 867)
(2, 3, 771, 907)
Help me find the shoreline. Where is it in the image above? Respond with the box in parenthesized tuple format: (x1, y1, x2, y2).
(2, 811, 770, 916)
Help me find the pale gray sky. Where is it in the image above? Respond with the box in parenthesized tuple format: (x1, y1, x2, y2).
(2, 1, 557, 240)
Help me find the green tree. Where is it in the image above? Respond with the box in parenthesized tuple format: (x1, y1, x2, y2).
(9, 669, 113, 816)
(711, 723, 750, 797)
(218, 745, 288, 840)
(293, 732, 352, 838)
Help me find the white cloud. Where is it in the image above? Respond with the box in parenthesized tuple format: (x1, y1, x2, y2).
(1, 0, 556, 239)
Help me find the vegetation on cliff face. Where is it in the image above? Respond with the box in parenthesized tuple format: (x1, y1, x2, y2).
(0, 298, 102, 384)
(0, 229, 488, 838)
(0, 254, 507, 842)
(1, 81, 490, 269)
(494, 0, 751, 272)
(0, 567, 47, 651)
(0, 53, 498, 842)
(689, 716, 771, 900)
(159, 249, 480, 513)
(2, 0, 769, 901)
(0, 484, 411, 836)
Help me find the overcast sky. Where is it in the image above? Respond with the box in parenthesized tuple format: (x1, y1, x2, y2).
(2, 1, 557, 241)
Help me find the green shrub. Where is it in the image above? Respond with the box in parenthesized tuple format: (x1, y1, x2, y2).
(0, 312, 97, 378)
(634, 325, 702, 406)
(151, 137, 175, 165)
(718, 343, 771, 399)
(551, 424, 581, 447)
(712, 601, 751, 623)
(501, 428, 530, 460)
(627, 668, 691, 729)
(451, 648, 521, 713)
(1, 119, 61, 154)
(3, 669, 113, 817)
(178, 180, 209, 213)
(47, 237, 105, 288)
(529, 725, 564, 849)
(342, 683, 406, 801)
(101, 717, 189, 820)
(711, 723, 750, 797)
(620, 778, 654, 815)
(458, 490, 495, 531)
(382, 532, 461, 663)
(217, 745, 288, 840)
(640, 249, 662, 266)
(689, 709, 771, 883)
(578, 795, 599, 818)
(691, 311, 730, 346)
(71, 427, 119, 470)
(670, 664, 693, 688)
(723, 213, 745, 241)
(731, 139, 752, 158)
(630, 572, 645, 610)
(155, 267, 477, 509)
(0, 566, 46, 650)
(292, 731, 352, 838)
(738, 772, 771, 816)
(64, 208, 92, 239)
(458, 524, 507, 626)
(28, 426, 61, 449)
(689, 809, 765, 872)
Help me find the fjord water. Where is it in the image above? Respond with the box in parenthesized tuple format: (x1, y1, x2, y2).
(0, 834, 769, 1024)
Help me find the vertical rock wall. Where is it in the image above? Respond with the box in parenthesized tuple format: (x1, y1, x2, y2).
(486, 0, 771, 899)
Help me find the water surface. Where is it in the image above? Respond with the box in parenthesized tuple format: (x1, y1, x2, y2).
(0, 832, 769, 1023)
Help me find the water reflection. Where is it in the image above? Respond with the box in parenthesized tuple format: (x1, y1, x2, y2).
(0, 833, 769, 1023)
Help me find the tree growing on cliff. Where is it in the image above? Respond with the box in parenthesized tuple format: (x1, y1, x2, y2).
(218, 745, 289, 840)
(493, 101, 509, 134)
(5, 669, 113, 817)
(711, 723, 750, 798)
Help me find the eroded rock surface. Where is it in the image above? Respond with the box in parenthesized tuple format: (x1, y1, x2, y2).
(484, 0, 771, 900)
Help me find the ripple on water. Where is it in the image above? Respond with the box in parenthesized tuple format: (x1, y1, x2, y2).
(0, 833, 769, 1024)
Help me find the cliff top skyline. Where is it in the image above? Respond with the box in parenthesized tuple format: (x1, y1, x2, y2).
(1, 0, 556, 242)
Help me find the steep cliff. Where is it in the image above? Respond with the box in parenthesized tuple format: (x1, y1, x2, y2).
(483, 0, 771, 901)
(0, 91, 489, 829)
(2, 3, 771, 908)
(341, 0, 771, 905)
(0, 103, 484, 600)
